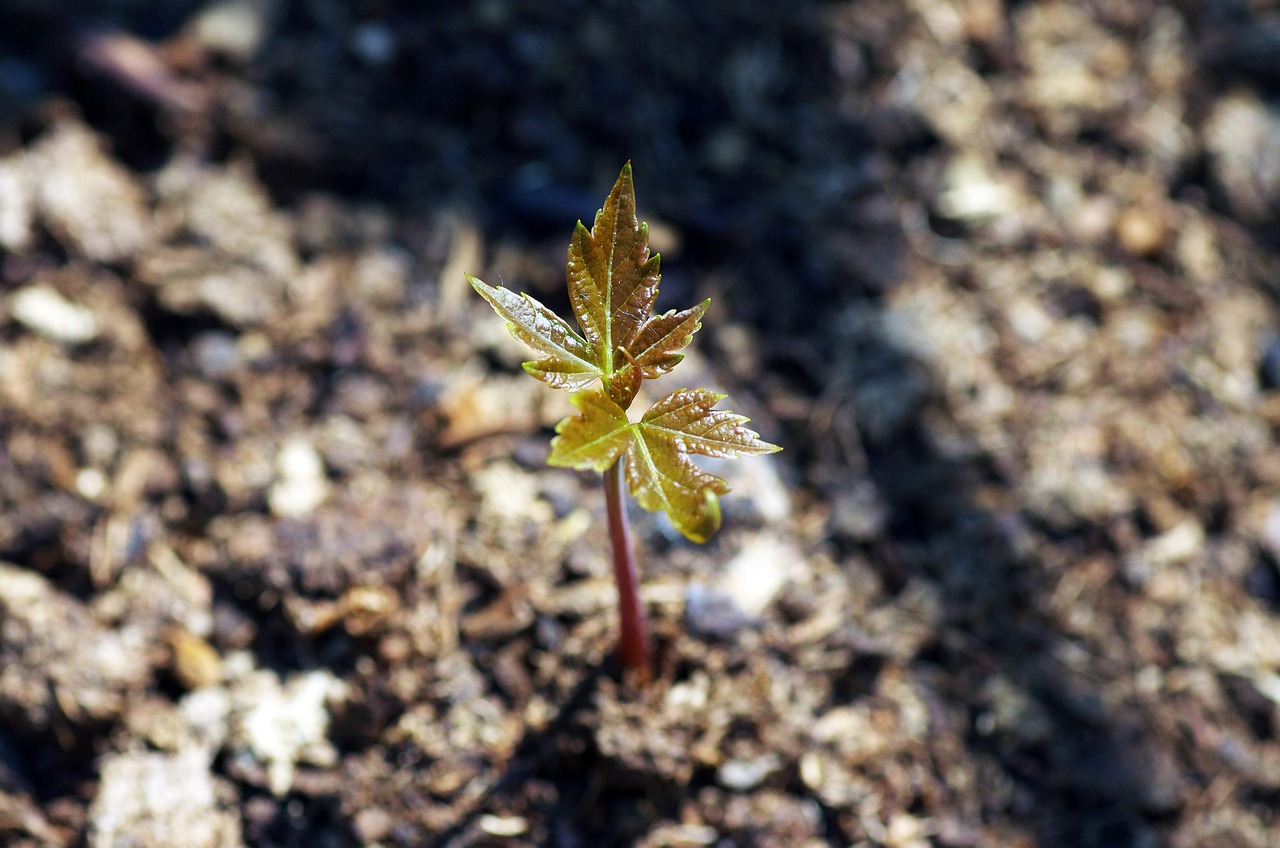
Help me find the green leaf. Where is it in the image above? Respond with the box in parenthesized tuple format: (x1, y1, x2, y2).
(629, 299, 710, 378)
(468, 163, 781, 541)
(626, 424, 730, 544)
(566, 163, 662, 383)
(546, 389, 631, 471)
(467, 274, 602, 392)
(468, 164, 706, 408)
(639, 388, 782, 460)
(629, 388, 779, 541)
(547, 387, 781, 542)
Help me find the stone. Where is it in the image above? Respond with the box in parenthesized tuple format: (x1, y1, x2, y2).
(88, 750, 242, 848)
(11, 286, 98, 345)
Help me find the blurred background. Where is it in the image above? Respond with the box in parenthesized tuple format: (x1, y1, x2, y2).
(2, 1, 1280, 847)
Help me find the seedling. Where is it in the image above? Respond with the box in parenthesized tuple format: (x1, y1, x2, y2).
(468, 163, 780, 679)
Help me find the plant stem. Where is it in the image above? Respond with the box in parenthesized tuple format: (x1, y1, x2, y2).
(604, 455, 652, 679)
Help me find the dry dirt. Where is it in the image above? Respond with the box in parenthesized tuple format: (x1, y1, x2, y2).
(2, 1, 1280, 847)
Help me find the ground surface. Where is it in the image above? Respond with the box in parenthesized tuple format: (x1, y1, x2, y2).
(2, 1, 1280, 847)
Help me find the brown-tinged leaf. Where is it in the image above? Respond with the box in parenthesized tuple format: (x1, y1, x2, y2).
(566, 163, 661, 381)
(469, 163, 781, 541)
(467, 273, 603, 391)
(638, 388, 780, 460)
(547, 387, 780, 542)
(628, 298, 710, 378)
(469, 164, 707, 408)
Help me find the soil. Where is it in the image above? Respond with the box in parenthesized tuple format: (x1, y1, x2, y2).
(2, 1, 1280, 847)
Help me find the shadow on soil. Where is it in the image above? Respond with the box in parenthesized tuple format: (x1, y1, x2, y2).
(0, 2, 1231, 846)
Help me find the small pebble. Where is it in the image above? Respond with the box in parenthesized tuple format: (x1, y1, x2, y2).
(76, 467, 108, 500)
(829, 477, 888, 542)
(717, 753, 781, 791)
(12, 285, 98, 343)
(89, 750, 243, 848)
(191, 332, 241, 379)
(478, 814, 528, 837)
(353, 807, 394, 842)
(1116, 206, 1166, 256)
(0, 156, 34, 252)
(267, 438, 329, 518)
(168, 628, 224, 690)
(718, 535, 793, 616)
(684, 583, 757, 638)
(1260, 499, 1280, 561)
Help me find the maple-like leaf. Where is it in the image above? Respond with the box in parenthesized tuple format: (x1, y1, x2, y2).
(469, 163, 705, 406)
(548, 387, 781, 543)
(566, 163, 657, 368)
(470, 163, 780, 547)
(469, 164, 782, 677)
(467, 274, 603, 391)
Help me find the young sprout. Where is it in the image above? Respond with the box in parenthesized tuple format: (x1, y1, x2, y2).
(468, 163, 779, 679)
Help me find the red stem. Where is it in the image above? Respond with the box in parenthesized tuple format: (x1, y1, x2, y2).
(604, 455, 652, 679)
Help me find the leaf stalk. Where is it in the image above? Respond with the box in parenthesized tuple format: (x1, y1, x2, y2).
(603, 454, 652, 679)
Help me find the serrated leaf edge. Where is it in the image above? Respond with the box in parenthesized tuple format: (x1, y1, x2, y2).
(468, 273, 603, 385)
